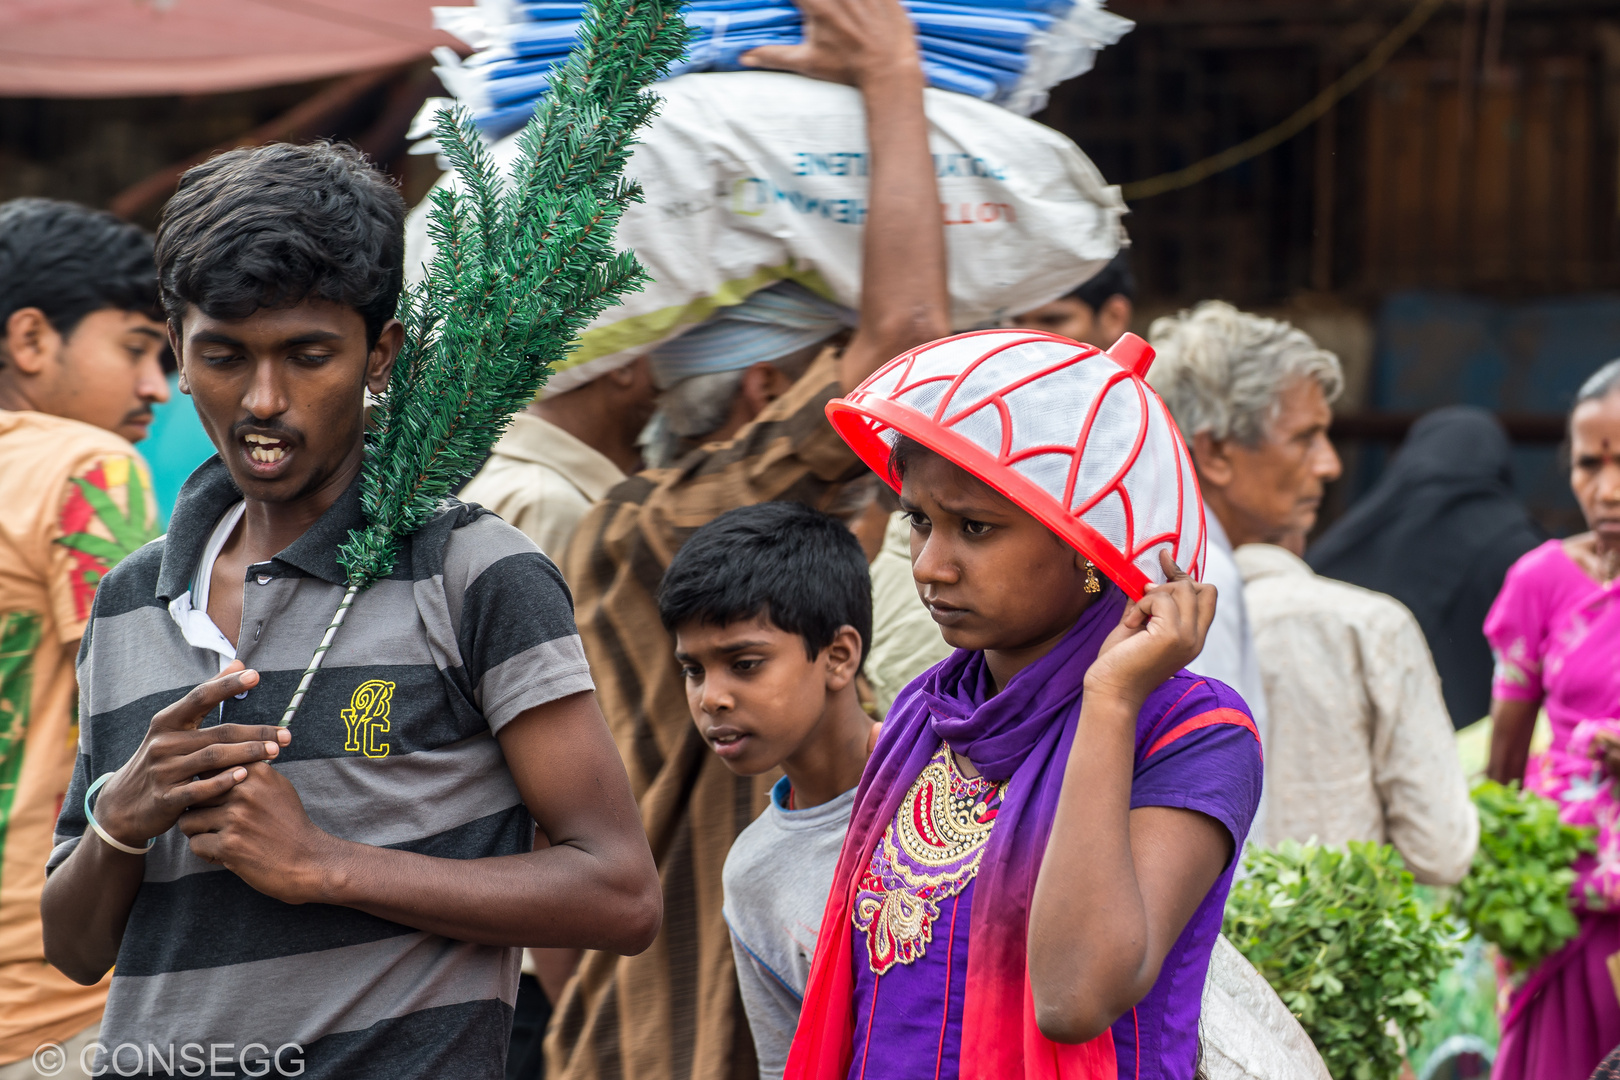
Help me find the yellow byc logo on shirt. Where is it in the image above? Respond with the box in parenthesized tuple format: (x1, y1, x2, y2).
(341, 679, 395, 759)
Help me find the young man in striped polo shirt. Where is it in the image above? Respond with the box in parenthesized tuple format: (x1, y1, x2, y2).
(39, 142, 661, 1080)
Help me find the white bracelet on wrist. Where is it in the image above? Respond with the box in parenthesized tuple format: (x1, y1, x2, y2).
(84, 773, 156, 856)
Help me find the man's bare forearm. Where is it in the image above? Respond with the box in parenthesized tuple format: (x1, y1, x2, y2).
(841, 65, 951, 391)
(306, 837, 661, 953)
(41, 832, 148, 984)
(45, 815, 659, 979)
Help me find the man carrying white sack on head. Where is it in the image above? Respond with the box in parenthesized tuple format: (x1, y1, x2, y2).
(545, 1, 959, 1076)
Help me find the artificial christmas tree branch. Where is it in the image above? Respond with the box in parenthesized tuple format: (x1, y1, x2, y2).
(279, 0, 689, 728)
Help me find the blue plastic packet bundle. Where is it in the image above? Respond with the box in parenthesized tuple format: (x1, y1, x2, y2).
(427, 0, 1131, 138)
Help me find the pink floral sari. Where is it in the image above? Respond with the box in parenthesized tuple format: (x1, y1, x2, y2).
(1485, 539, 1620, 1080)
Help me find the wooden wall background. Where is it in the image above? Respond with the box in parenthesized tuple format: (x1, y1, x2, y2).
(1038, 0, 1620, 308)
(1365, 55, 1603, 294)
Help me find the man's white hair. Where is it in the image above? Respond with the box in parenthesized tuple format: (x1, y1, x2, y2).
(1146, 300, 1343, 447)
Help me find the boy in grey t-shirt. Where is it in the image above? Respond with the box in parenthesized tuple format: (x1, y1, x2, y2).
(723, 778, 856, 1076)
(658, 503, 881, 1079)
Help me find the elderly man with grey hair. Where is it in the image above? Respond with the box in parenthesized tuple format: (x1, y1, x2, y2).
(1148, 300, 1477, 884)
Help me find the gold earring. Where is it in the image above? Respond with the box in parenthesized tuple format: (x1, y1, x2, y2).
(1084, 560, 1101, 594)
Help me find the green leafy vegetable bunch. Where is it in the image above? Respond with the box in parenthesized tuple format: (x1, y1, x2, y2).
(1224, 840, 1463, 1080)
(1452, 779, 1594, 969)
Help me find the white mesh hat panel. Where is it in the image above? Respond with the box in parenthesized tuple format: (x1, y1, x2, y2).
(947, 402, 1005, 460)
(1085, 489, 1130, 555)
(1069, 376, 1145, 512)
(1118, 387, 1186, 580)
(1008, 450, 1072, 504)
(827, 329, 1208, 599)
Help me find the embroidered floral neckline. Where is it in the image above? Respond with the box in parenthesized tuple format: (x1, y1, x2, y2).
(854, 743, 1007, 974)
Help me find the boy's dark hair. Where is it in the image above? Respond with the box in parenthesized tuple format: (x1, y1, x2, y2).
(1065, 250, 1136, 313)
(154, 141, 406, 347)
(0, 198, 159, 364)
(658, 502, 873, 666)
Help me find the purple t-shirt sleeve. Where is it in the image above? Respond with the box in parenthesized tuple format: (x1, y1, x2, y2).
(1110, 674, 1265, 1078)
(1130, 675, 1263, 859)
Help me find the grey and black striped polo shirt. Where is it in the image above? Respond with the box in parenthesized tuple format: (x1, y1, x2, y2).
(49, 456, 594, 1079)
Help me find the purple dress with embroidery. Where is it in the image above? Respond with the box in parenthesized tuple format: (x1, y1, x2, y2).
(847, 745, 1000, 1080)
(845, 678, 1261, 1080)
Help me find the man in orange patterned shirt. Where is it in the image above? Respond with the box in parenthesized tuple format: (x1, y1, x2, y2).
(0, 199, 166, 1078)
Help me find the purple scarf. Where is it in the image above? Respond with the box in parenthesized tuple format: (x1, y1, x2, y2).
(787, 587, 1127, 1080)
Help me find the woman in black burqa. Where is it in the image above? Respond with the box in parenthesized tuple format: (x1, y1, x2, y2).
(1308, 406, 1544, 729)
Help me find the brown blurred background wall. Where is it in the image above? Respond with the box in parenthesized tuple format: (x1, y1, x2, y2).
(0, 64, 446, 232)
(1039, 0, 1620, 534)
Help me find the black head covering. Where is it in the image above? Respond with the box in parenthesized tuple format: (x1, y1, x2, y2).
(1307, 406, 1545, 728)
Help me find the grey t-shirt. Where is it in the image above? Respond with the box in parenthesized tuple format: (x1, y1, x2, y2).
(51, 459, 593, 1079)
(722, 776, 855, 1080)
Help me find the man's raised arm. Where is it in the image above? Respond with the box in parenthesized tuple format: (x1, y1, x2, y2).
(742, 0, 952, 391)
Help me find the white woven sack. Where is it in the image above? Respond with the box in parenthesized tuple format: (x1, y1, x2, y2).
(404, 69, 1128, 395)
(1199, 935, 1332, 1080)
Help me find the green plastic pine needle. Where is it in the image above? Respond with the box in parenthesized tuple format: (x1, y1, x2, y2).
(279, 0, 689, 727)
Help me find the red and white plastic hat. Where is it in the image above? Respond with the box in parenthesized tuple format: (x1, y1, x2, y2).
(826, 329, 1207, 600)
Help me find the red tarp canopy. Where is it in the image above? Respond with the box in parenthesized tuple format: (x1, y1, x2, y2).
(0, 0, 461, 98)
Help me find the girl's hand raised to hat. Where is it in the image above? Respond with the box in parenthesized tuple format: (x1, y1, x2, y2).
(740, 0, 923, 90)
(1086, 551, 1217, 707)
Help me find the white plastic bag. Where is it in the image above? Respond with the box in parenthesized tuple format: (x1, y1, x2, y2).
(405, 69, 1127, 395)
(427, 0, 1133, 132)
(1199, 935, 1332, 1080)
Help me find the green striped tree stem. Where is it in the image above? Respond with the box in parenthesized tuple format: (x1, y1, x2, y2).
(278, 584, 359, 728)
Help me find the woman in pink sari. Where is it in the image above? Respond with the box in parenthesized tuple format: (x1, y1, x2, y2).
(1486, 357, 1620, 1080)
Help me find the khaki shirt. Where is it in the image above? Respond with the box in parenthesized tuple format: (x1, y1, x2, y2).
(459, 412, 626, 566)
(0, 411, 158, 1062)
(1235, 544, 1478, 885)
(551, 350, 870, 1080)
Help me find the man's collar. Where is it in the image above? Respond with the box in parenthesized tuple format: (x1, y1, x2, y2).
(1233, 542, 1314, 584)
(1203, 504, 1235, 555)
(273, 471, 368, 586)
(157, 456, 238, 600)
(156, 456, 368, 599)
(492, 412, 626, 500)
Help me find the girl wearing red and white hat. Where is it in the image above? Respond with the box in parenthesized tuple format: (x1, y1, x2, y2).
(784, 329, 1263, 1080)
